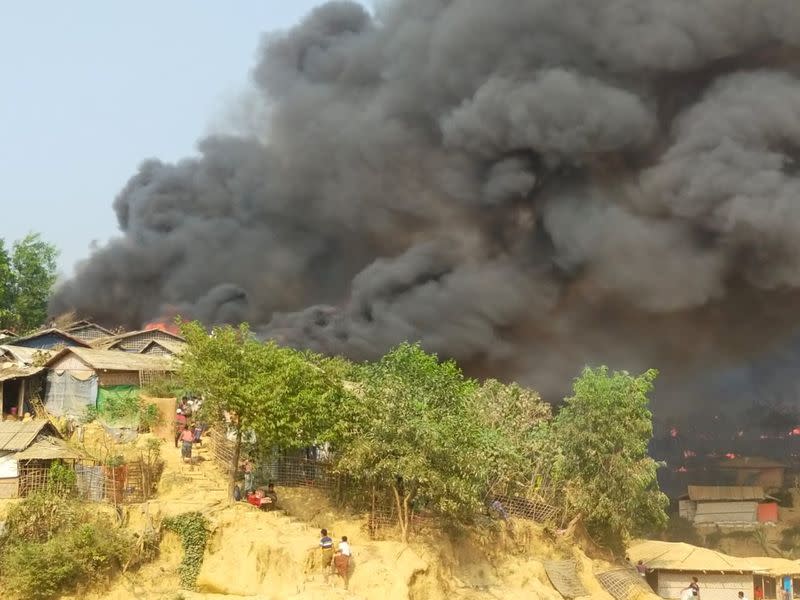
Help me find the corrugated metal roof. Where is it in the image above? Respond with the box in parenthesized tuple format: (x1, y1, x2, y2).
(12, 436, 84, 461)
(685, 485, 767, 501)
(0, 344, 53, 365)
(0, 364, 45, 382)
(628, 540, 762, 573)
(0, 421, 60, 452)
(45, 347, 176, 372)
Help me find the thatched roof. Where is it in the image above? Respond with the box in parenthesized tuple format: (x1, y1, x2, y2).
(0, 364, 45, 382)
(0, 344, 52, 365)
(746, 556, 800, 576)
(0, 420, 62, 452)
(628, 540, 761, 573)
(13, 436, 84, 461)
(45, 347, 176, 372)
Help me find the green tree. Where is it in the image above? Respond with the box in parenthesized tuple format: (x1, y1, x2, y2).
(178, 321, 343, 498)
(473, 379, 552, 495)
(335, 343, 497, 541)
(550, 366, 668, 552)
(0, 233, 58, 332)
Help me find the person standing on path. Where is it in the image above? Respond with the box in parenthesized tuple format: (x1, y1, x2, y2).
(242, 458, 254, 496)
(179, 424, 194, 462)
(320, 529, 334, 582)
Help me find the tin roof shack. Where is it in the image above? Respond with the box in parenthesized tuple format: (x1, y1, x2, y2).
(92, 329, 186, 353)
(0, 420, 81, 498)
(64, 320, 114, 342)
(138, 339, 187, 357)
(628, 540, 763, 600)
(42, 348, 175, 417)
(8, 328, 91, 350)
(718, 458, 786, 490)
(679, 486, 778, 527)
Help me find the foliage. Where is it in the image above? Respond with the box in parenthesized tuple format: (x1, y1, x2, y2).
(474, 378, 552, 486)
(82, 404, 98, 424)
(334, 343, 500, 540)
(664, 515, 701, 545)
(0, 494, 133, 600)
(47, 462, 77, 496)
(178, 321, 346, 492)
(549, 366, 668, 553)
(0, 233, 58, 332)
(141, 374, 186, 399)
(139, 402, 162, 432)
(163, 512, 209, 590)
(95, 387, 162, 432)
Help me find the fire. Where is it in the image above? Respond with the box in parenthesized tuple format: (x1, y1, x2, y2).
(724, 452, 737, 459)
(790, 427, 800, 436)
(144, 320, 180, 335)
(683, 450, 696, 458)
(670, 427, 678, 438)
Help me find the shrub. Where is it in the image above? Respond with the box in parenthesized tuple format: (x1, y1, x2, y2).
(163, 512, 209, 590)
(0, 496, 133, 599)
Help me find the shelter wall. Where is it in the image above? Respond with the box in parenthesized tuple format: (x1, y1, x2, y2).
(98, 371, 140, 386)
(656, 572, 751, 600)
(114, 331, 178, 352)
(49, 354, 92, 371)
(694, 501, 757, 524)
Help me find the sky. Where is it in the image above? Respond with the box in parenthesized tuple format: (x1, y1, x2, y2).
(0, 0, 332, 276)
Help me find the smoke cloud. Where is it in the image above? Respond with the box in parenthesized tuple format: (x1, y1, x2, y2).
(52, 0, 800, 416)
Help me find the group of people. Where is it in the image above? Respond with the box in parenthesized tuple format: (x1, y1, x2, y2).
(320, 528, 352, 589)
(174, 397, 204, 462)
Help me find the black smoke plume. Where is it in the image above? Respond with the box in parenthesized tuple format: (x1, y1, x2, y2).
(52, 0, 800, 419)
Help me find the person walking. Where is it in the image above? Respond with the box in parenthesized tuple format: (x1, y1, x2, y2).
(319, 529, 334, 582)
(179, 424, 194, 462)
(333, 535, 352, 589)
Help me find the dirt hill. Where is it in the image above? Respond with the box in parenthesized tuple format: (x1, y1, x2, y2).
(61, 433, 631, 600)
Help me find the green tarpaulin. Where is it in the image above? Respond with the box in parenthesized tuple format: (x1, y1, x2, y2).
(96, 385, 141, 426)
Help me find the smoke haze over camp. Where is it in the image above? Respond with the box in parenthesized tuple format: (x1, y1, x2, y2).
(51, 0, 800, 416)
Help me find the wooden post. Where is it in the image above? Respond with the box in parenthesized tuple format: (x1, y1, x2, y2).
(16, 378, 25, 416)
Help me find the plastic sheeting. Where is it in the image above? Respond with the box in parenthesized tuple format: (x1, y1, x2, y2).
(44, 370, 98, 417)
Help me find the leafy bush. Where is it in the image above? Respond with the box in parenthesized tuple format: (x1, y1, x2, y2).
(141, 374, 185, 398)
(0, 495, 134, 599)
(46, 462, 77, 496)
(163, 512, 209, 590)
(139, 402, 162, 432)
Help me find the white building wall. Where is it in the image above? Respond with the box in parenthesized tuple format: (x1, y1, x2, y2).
(658, 572, 752, 600)
(693, 501, 757, 524)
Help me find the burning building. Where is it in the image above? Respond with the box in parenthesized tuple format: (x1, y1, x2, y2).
(48, 1, 800, 437)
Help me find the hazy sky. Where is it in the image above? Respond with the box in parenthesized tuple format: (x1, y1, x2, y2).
(0, 1, 331, 275)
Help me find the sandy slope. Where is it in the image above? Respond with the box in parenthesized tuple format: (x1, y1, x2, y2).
(69, 434, 620, 600)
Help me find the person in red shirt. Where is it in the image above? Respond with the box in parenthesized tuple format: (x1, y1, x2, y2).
(179, 424, 194, 462)
(174, 409, 187, 448)
(754, 585, 764, 600)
